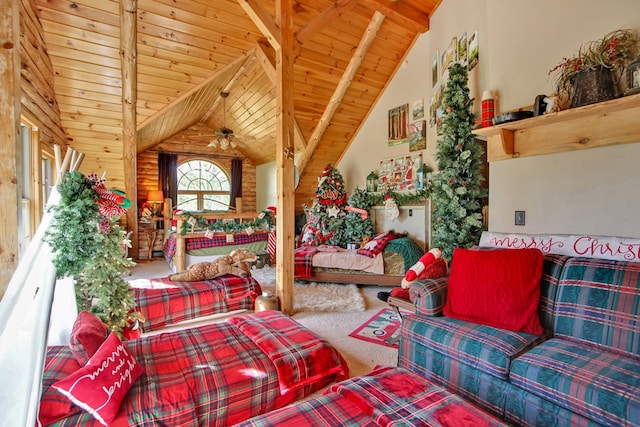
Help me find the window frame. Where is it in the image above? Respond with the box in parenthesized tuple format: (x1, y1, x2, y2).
(176, 158, 231, 211)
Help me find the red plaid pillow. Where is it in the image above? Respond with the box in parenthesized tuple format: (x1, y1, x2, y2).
(54, 333, 144, 426)
(69, 311, 109, 365)
(357, 232, 395, 258)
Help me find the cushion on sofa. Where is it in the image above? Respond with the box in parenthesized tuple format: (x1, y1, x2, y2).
(401, 314, 543, 381)
(444, 248, 544, 335)
(554, 257, 640, 360)
(510, 337, 640, 427)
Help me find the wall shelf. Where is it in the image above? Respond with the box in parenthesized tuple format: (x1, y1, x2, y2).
(472, 93, 640, 162)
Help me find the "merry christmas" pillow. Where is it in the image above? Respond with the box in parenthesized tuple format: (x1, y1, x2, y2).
(54, 332, 144, 426)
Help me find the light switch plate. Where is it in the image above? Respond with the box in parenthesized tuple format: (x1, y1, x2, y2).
(515, 210, 525, 226)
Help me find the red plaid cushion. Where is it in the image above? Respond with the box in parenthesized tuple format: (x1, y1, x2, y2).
(54, 333, 144, 426)
(69, 311, 108, 365)
(357, 231, 395, 258)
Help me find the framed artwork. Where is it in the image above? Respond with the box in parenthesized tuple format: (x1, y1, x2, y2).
(377, 153, 423, 191)
(409, 120, 426, 152)
(388, 103, 410, 146)
(626, 60, 640, 95)
(432, 50, 439, 88)
(412, 99, 424, 121)
(458, 32, 468, 67)
(441, 37, 457, 73)
(468, 30, 479, 70)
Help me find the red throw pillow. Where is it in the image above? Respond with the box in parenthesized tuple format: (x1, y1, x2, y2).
(357, 231, 395, 258)
(443, 248, 544, 335)
(54, 332, 144, 426)
(69, 311, 109, 365)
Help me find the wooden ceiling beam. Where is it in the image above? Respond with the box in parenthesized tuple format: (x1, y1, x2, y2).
(297, 11, 385, 175)
(361, 0, 429, 33)
(274, 0, 295, 315)
(237, 0, 281, 50)
(254, 39, 307, 150)
(295, 0, 358, 46)
(121, 0, 139, 259)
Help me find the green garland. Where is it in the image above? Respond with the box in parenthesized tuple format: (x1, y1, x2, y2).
(366, 186, 432, 206)
(179, 210, 275, 235)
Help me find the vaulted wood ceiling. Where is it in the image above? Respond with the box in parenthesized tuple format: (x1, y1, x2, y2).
(34, 0, 440, 203)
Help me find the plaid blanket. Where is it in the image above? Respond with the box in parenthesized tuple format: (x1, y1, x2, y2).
(238, 366, 507, 427)
(133, 275, 262, 332)
(228, 310, 349, 394)
(40, 312, 348, 427)
(294, 246, 318, 278)
(163, 231, 269, 262)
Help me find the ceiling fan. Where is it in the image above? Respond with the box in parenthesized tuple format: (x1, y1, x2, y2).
(208, 92, 252, 149)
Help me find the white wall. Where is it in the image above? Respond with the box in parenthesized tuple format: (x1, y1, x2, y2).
(259, 0, 640, 239)
(341, 0, 640, 239)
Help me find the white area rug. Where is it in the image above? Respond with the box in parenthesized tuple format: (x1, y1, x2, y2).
(251, 266, 365, 313)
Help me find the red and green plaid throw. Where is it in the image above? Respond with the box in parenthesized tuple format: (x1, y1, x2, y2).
(294, 246, 318, 278)
(133, 275, 261, 331)
(163, 231, 269, 262)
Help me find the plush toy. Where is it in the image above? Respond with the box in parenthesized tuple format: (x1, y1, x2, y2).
(377, 248, 448, 302)
(168, 248, 258, 282)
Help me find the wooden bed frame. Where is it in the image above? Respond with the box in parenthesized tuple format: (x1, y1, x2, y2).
(296, 271, 403, 286)
(171, 211, 269, 272)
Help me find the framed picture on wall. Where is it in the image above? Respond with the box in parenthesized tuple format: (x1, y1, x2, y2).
(409, 120, 426, 151)
(432, 50, 439, 88)
(468, 30, 479, 70)
(388, 103, 410, 146)
(458, 32, 468, 67)
(412, 99, 424, 121)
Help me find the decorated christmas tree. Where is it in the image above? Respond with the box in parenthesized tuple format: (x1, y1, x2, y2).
(431, 63, 486, 261)
(343, 188, 375, 245)
(44, 171, 142, 335)
(303, 164, 348, 246)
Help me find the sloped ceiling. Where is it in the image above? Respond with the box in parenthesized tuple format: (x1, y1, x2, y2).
(34, 0, 440, 203)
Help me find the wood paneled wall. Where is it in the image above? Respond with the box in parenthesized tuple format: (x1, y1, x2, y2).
(20, 0, 67, 151)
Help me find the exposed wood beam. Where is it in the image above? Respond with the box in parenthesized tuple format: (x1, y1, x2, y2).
(254, 40, 307, 149)
(361, 0, 429, 33)
(295, 0, 358, 46)
(275, 0, 295, 315)
(0, 0, 19, 293)
(238, 0, 282, 50)
(297, 11, 385, 175)
(121, 0, 138, 260)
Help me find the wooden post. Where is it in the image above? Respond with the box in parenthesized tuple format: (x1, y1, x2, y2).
(175, 218, 186, 272)
(0, 0, 20, 294)
(275, 0, 296, 314)
(121, 0, 139, 260)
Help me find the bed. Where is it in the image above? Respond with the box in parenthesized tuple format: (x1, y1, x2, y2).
(163, 211, 271, 273)
(38, 310, 349, 427)
(129, 274, 262, 332)
(236, 365, 506, 426)
(295, 236, 424, 286)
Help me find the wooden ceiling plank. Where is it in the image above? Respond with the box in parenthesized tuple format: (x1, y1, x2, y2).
(295, 0, 358, 46)
(238, 0, 281, 50)
(297, 11, 384, 175)
(361, 0, 429, 33)
(254, 39, 307, 148)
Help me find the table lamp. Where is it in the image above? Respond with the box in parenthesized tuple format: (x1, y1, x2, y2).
(147, 190, 164, 216)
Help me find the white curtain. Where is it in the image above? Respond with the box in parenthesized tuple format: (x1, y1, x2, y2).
(0, 189, 77, 427)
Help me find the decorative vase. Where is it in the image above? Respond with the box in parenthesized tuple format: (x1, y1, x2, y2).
(570, 67, 619, 108)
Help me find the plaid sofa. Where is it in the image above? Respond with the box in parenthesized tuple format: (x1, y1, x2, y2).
(398, 253, 640, 426)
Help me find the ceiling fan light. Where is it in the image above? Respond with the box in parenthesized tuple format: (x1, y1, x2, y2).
(207, 139, 218, 148)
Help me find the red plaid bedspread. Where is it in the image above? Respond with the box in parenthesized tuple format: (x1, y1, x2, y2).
(133, 275, 262, 331)
(39, 312, 347, 427)
(238, 366, 507, 427)
(163, 231, 269, 261)
(294, 246, 318, 278)
(228, 310, 349, 395)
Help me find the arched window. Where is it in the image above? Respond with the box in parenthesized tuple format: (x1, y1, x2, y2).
(177, 159, 230, 211)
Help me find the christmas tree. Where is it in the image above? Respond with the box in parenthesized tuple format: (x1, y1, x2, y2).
(431, 63, 486, 261)
(304, 164, 348, 246)
(302, 165, 375, 248)
(45, 171, 141, 335)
